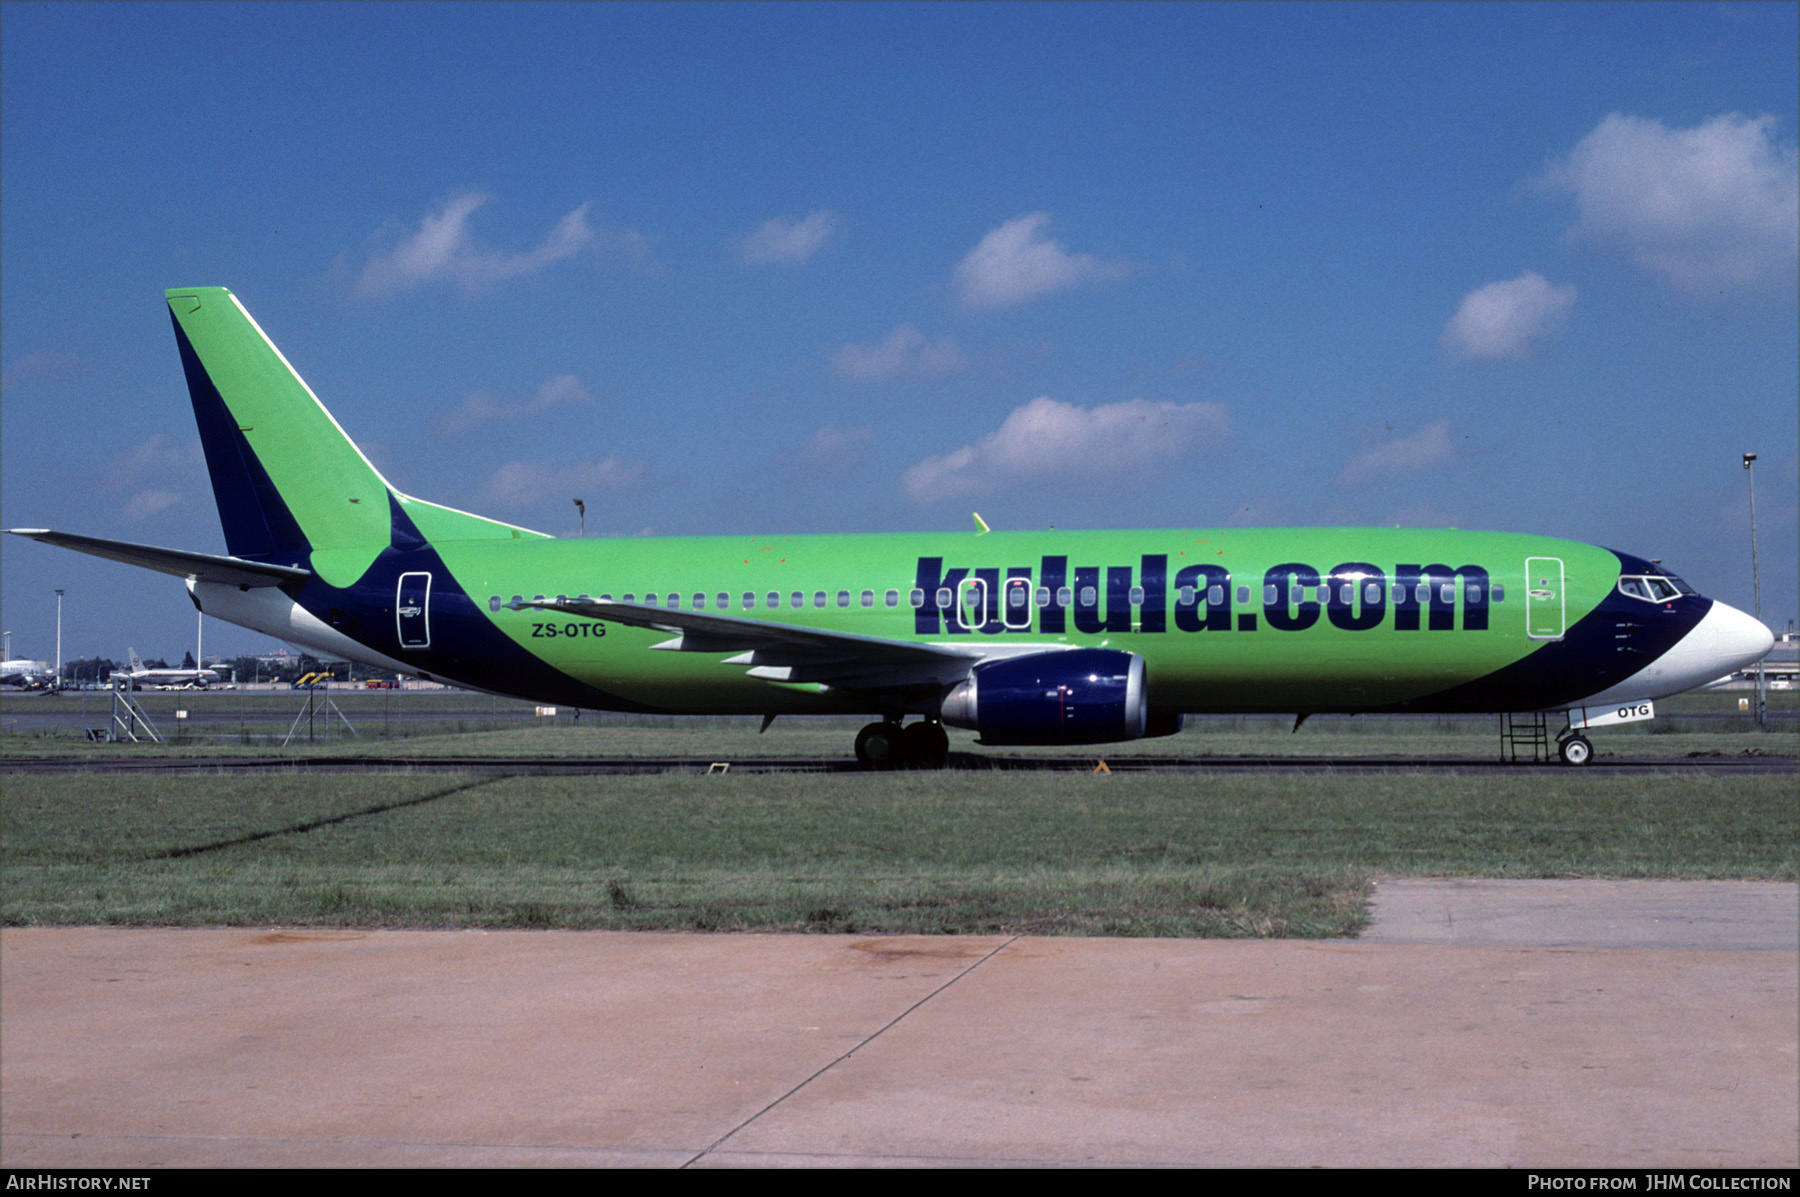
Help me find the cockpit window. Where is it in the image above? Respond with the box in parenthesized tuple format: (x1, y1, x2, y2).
(1619, 574, 1691, 603)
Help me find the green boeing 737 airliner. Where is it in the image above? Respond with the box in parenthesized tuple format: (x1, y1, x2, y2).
(9, 288, 1775, 767)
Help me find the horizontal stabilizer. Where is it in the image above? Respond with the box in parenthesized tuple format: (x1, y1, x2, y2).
(5, 529, 310, 588)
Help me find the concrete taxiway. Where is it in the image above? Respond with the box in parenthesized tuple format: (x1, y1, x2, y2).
(2, 880, 1794, 1168)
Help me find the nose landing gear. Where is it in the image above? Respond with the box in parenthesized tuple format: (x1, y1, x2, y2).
(1557, 733, 1594, 767)
(1502, 711, 1598, 766)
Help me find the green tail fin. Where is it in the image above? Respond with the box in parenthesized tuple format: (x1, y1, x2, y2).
(166, 287, 546, 586)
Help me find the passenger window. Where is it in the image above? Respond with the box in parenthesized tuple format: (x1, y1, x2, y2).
(1009, 587, 1027, 608)
(837, 590, 850, 608)
(1264, 585, 1278, 604)
(691, 593, 705, 610)
(861, 590, 875, 608)
(936, 588, 952, 607)
(644, 592, 657, 606)
(1491, 584, 1505, 602)
(813, 591, 827, 609)
(790, 592, 804, 609)
(910, 589, 924, 608)
(742, 592, 755, 610)
(1080, 586, 1097, 606)
(668, 594, 682, 610)
(886, 590, 900, 608)
(1363, 583, 1380, 604)
(1057, 587, 1073, 605)
(488, 596, 502, 612)
(622, 594, 635, 604)
(1178, 586, 1196, 605)
(1209, 586, 1226, 606)
(717, 592, 730, 610)
(766, 592, 780, 609)
(1466, 585, 1482, 604)
(1439, 584, 1454, 603)
(1129, 586, 1145, 606)
(1034, 587, 1050, 607)
(1236, 586, 1250, 605)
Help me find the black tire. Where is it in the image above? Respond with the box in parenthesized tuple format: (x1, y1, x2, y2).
(902, 720, 950, 769)
(854, 721, 905, 770)
(1558, 735, 1593, 767)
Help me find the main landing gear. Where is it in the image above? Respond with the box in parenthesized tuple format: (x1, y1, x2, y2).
(854, 719, 950, 771)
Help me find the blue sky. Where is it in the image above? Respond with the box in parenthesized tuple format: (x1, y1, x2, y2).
(2, 1, 1795, 666)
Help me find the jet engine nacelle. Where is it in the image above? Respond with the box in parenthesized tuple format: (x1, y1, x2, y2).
(940, 648, 1152, 746)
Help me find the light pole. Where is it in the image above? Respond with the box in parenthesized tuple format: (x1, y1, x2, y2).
(573, 498, 586, 537)
(1743, 453, 1765, 729)
(54, 589, 64, 690)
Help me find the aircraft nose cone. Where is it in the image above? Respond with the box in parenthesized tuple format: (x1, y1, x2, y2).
(1617, 599, 1777, 699)
(1701, 601, 1775, 675)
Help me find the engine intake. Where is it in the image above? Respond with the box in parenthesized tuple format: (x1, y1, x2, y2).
(940, 648, 1148, 745)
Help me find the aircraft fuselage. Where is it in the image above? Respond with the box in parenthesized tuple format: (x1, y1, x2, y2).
(194, 522, 1757, 721)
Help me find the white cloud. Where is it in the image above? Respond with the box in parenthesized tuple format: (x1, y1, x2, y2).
(1337, 420, 1455, 485)
(121, 489, 183, 522)
(354, 194, 648, 299)
(1442, 272, 1577, 360)
(1381, 504, 1467, 530)
(1, 351, 92, 390)
(830, 325, 966, 382)
(1536, 112, 1799, 293)
(482, 456, 643, 508)
(903, 396, 1228, 501)
(439, 374, 596, 437)
(788, 424, 874, 478)
(108, 436, 205, 519)
(96, 432, 196, 522)
(952, 212, 1132, 309)
(734, 210, 839, 266)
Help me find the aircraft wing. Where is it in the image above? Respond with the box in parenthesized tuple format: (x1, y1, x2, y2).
(5, 529, 310, 588)
(514, 597, 1036, 690)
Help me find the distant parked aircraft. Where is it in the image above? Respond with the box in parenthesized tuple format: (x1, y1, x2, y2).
(117, 648, 219, 690)
(1, 659, 50, 689)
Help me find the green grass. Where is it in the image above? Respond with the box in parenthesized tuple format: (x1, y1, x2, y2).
(6, 690, 1792, 937)
(4, 768, 1792, 937)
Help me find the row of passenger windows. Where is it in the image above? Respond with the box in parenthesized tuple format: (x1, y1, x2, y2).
(492, 589, 906, 613)
(487, 581, 1502, 614)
